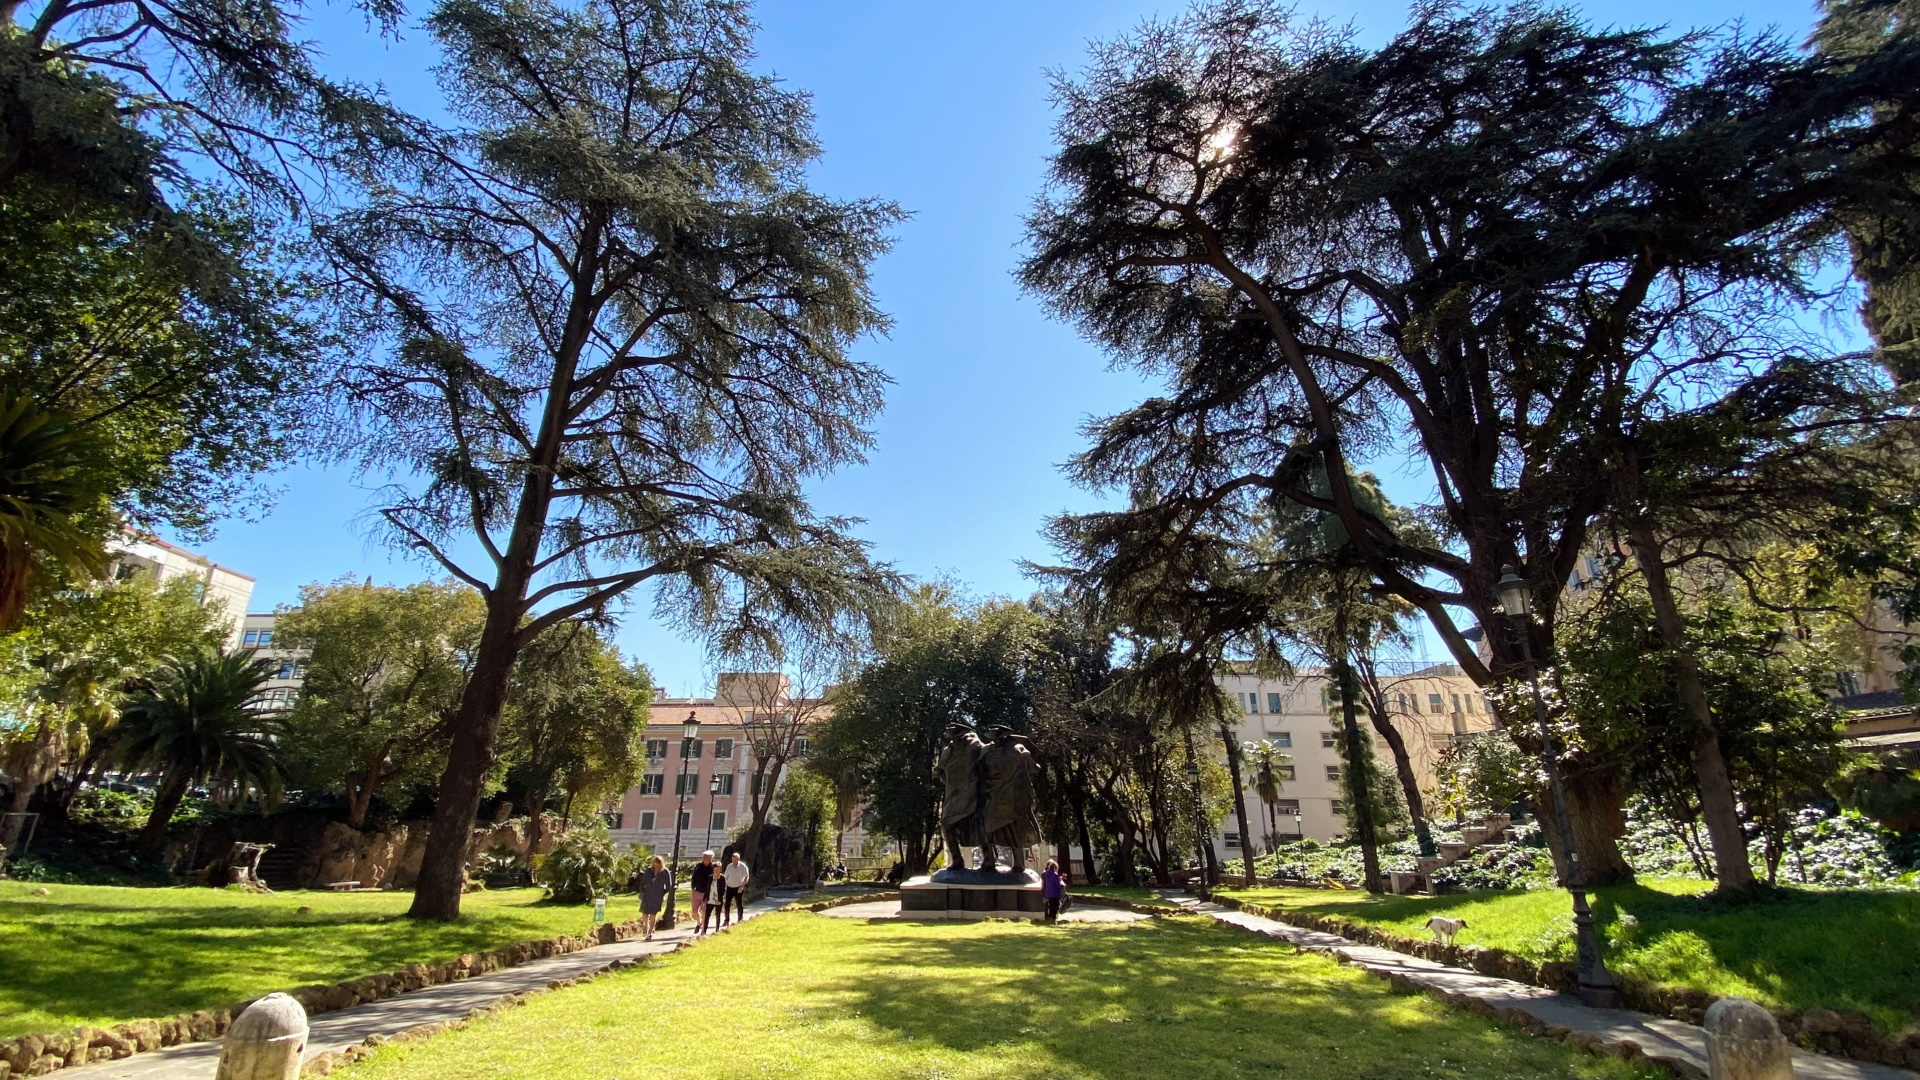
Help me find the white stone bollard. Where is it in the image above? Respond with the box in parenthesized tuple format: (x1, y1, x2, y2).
(215, 993, 309, 1080)
(1704, 997, 1792, 1080)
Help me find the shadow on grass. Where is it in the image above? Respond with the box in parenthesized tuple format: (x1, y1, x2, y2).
(1222, 882, 1920, 1029)
(796, 919, 1647, 1080)
(0, 892, 593, 1036)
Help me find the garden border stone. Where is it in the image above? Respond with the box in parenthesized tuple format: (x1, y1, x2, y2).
(0, 918, 656, 1080)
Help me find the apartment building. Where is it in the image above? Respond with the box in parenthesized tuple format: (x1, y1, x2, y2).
(239, 612, 307, 711)
(610, 672, 861, 860)
(1209, 663, 1498, 850)
(107, 531, 254, 649)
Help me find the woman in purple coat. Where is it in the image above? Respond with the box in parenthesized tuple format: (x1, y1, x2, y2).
(1041, 859, 1065, 923)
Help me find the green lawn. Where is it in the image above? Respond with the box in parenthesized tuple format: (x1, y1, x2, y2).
(345, 911, 1659, 1080)
(1215, 879, 1920, 1030)
(0, 883, 603, 1039)
(1069, 884, 1183, 909)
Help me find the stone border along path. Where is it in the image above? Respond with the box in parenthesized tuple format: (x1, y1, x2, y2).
(54, 893, 795, 1080)
(1154, 891, 1916, 1080)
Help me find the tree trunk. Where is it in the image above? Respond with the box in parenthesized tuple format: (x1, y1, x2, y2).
(1362, 693, 1434, 857)
(1562, 763, 1634, 886)
(1217, 722, 1257, 886)
(408, 599, 525, 919)
(1071, 787, 1098, 885)
(1336, 654, 1384, 893)
(1627, 526, 1756, 891)
(137, 771, 192, 853)
(527, 785, 553, 853)
(345, 756, 384, 830)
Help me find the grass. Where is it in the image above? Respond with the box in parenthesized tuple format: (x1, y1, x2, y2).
(0, 883, 606, 1039)
(345, 912, 1659, 1080)
(1070, 884, 1183, 909)
(1215, 879, 1920, 1030)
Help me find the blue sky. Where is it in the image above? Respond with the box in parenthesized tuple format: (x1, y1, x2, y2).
(185, 0, 1839, 697)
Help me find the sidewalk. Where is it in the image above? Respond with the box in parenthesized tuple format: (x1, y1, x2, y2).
(1157, 892, 1914, 1080)
(59, 895, 791, 1080)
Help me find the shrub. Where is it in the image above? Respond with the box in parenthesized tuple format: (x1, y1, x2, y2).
(531, 822, 636, 903)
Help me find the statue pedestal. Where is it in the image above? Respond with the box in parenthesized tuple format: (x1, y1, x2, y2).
(900, 869, 1044, 920)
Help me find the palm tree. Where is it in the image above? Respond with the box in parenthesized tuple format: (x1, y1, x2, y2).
(0, 390, 114, 631)
(116, 647, 285, 852)
(1244, 739, 1291, 851)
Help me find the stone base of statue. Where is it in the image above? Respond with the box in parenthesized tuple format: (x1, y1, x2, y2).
(900, 867, 1044, 919)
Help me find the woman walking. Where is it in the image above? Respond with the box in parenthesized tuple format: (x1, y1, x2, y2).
(1041, 859, 1066, 924)
(702, 854, 728, 933)
(638, 855, 671, 940)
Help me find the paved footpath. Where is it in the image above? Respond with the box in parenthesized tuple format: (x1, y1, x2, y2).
(1157, 892, 1914, 1080)
(60, 894, 792, 1080)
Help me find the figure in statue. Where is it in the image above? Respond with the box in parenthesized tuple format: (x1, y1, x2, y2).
(978, 725, 1042, 873)
(937, 723, 987, 871)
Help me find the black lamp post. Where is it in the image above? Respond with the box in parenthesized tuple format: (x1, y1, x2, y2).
(1496, 564, 1620, 1008)
(663, 711, 699, 929)
(1291, 805, 1303, 838)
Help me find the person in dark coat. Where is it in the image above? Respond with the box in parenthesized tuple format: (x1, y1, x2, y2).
(638, 855, 671, 940)
(690, 851, 717, 934)
(1041, 859, 1066, 923)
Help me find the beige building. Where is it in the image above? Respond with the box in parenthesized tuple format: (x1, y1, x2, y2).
(1209, 663, 1497, 850)
(107, 530, 255, 650)
(611, 673, 864, 861)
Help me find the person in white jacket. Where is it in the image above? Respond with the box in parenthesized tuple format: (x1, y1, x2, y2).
(720, 852, 750, 925)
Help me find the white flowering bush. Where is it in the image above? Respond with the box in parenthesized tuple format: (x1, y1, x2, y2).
(1767, 807, 1907, 888)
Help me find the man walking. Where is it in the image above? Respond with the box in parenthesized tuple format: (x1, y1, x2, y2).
(689, 850, 717, 934)
(721, 851, 750, 925)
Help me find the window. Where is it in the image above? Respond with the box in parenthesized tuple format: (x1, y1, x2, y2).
(243, 630, 261, 646)
(1451, 693, 1463, 714)
(1276, 798, 1300, 813)
(1266, 692, 1283, 713)
(793, 737, 811, 757)
(752, 773, 773, 797)
(710, 774, 735, 796)
(1325, 765, 1342, 782)
(1428, 693, 1444, 714)
(681, 737, 703, 759)
(640, 774, 664, 796)
(1465, 695, 1478, 713)
(1224, 831, 1241, 849)
(1276, 765, 1296, 781)
(1331, 800, 1346, 816)
(714, 738, 734, 759)
(675, 773, 700, 797)
(639, 811, 656, 830)
(678, 810, 691, 830)
(276, 661, 298, 680)
(1396, 692, 1412, 712)
(1269, 730, 1292, 748)
(1321, 731, 1337, 748)
(709, 812, 727, 831)
(603, 813, 623, 830)
(1245, 692, 1258, 713)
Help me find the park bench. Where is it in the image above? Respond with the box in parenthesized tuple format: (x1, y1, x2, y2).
(325, 881, 361, 891)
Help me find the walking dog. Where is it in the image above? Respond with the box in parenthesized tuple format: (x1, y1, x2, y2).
(1425, 915, 1468, 946)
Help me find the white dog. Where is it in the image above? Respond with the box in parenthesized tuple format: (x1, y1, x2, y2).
(1425, 915, 1468, 946)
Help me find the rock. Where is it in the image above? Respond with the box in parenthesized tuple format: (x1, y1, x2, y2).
(189, 1011, 220, 1041)
(1799, 1007, 1843, 1035)
(92, 1028, 133, 1059)
(1703, 998, 1792, 1080)
(24, 1055, 62, 1077)
(9, 1037, 46, 1072)
(86, 1048, 112, 1063)
(31, 888, 48, 896)
(216, 993, 308, 1080)
(295, 906, 312, 915)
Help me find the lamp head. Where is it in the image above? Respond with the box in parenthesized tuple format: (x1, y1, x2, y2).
(682, 711, 700, 740)
(1496, 564, 1533, 617)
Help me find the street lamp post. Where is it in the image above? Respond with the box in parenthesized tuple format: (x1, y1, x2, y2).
(703, 772, 721, 853)
(1291, 805, 1303, 838)
(1496, 565, 1620, 1008)
(663, 712, 700, 930)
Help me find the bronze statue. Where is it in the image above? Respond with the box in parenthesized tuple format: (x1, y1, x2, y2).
(979, 725, 1042, 872)
(938, 723, 987, 868)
